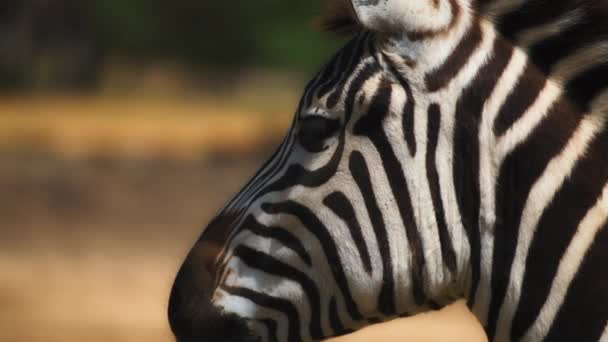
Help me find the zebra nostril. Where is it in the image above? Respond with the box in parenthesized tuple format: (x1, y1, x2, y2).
(169, 212, 252, 341)
(168, 261, 206, 339)
(168, 264, 258, 342)
(169, 249, 258, 342)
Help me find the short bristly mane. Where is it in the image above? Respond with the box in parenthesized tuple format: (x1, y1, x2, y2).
(320, 0, 608, 114)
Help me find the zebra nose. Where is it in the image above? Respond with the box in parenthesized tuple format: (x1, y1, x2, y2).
(168, 237, 225, 335)
(168, 248, 258, 342)
(168, 257, 213, 341)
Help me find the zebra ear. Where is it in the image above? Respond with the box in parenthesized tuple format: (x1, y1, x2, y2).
(350, 0, 459, 36)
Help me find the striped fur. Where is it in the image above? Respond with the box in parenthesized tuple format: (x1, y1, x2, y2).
(169, 1, 608, 341)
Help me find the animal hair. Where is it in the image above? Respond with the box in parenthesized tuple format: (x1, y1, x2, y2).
(319, 0, 608, 113)
(318, 0, 362, 35)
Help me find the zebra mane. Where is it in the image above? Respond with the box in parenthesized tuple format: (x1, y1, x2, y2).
(320, 0, 608, 112)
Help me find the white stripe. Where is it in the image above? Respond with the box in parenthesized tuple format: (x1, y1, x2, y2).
(494, 115, 604, 342)
(600, 322, 608, 342)
(226, 130, 294, 212)
(225, 256, 314, 341)
(319, 35, 368, 109)
(351, 73, 419, 311)
(517, 9, 583, 47)
(478, 47, 528, 231)
(473, 47, 528, 324)
(312, 49, 346, 101)
(483, 0, 526, 18)
(552, 42, 608, 84)
(365, 141, 417, 311)
(592, 88, 608, 116)
(216, 292, 290, 342)
(421, 19, 499, 304)
(496, 79, 562, 158)
(522, 181, 608, 341)
(411, 89, 448, 297)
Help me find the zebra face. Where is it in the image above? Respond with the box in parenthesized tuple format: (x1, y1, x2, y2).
(171, 0, 608, 338)
(170, 32, 443, 342)
(169, 1, 472, 341)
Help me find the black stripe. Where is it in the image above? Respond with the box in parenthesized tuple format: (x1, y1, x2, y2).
(262, 201, 364, 321)
(230, 127, 295, 213)
(366, 33, 383, 68)
(224, 133, 290, 212)
(233, 245, 323, 339)
(354, 82, 427, 306)
(329, 296, 348, 337)
(426, 103, 458, 274)
(257, 319, 279, 342)
(545, 222, 608, 341)
(254, 63, 379, 201)
(384, 54, 417, 156)
(215, 117, 299, 281)
(326, 33, 370, 109)
(401, 81, 417, 156)
(254, 128, 345, 201)
(308, 53, 343, 108)
(529, 9, 608, 75)
(529, 15, 608, 111)
(486, 97, 583, 340)
(302, 71, 325, 112)
(243, 215, 313, 267)
(343, 62, 380, 121)
(453, 36, 513, 308)
(566, 62, 608, 112)
(480, 2, 608, 111)
(214, 136, 297, 286)
(425, 19, 483, 92)
(493, 61, 548, 136)
(222, 61, 379, 299)
(473, 0, 495, 12)
(349, 151, 397, 316)
(324, 192, 373, 274)
(367, 317, 383, 324)
(511, 124, 608, 340)
(315, 38, 356, 100)
(239, 137, 296, 210)
(497, 0, 583, 42)
(222, 285, 303, 342)
(427, 299, 443, 311)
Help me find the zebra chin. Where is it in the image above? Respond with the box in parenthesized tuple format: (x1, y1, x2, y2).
(168, 242, 260, 342)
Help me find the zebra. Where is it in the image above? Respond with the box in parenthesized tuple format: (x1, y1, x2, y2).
(168, 0, 608, 341)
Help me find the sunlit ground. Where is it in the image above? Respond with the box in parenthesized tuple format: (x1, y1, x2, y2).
(0, 93, 487, 342)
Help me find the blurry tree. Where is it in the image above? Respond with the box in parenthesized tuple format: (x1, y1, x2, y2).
(0, 0, 342, 91)
(0, 0, 99, 91)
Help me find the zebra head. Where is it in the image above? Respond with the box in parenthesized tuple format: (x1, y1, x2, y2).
(169, 0, 500, 340)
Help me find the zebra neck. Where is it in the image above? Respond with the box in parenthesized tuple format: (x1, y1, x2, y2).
(371, 11, 496, 313)
(443, 16, 608, 342)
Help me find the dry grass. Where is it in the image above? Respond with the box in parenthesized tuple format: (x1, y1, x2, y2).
(0, 96, 292, 160)
(0, 252, 175, 342)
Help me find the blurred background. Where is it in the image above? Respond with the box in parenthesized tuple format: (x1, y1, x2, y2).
(0, 1, 485, 341)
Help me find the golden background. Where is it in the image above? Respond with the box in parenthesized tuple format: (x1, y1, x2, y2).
(0, 95, 486, 342)
(1, 1, 486, 340)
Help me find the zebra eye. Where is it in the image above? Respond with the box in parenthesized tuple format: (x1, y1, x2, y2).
(298, 115, 341, 153)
